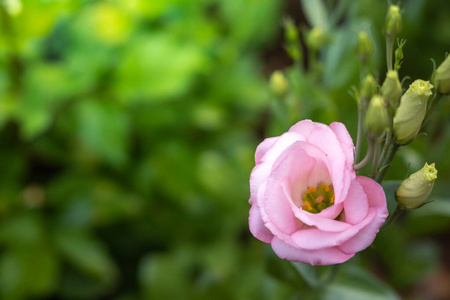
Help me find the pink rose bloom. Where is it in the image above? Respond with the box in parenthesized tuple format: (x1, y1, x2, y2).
(249, 120, 388, 265)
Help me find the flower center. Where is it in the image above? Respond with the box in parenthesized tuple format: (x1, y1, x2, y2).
(302, 184, 335, 214)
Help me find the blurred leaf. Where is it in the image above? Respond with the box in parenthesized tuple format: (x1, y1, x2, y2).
(407, 198, 450, 235)
(321, 265, 401, 300)
(55, 230, 118, 284)
(301, 0, 329, 29)
(114, 34, 208, 103)
(75, 99, 129, 166)
(323, 264, 401, 300)
(139, 253, 191, 300)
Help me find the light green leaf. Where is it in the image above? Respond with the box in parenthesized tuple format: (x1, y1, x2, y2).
(75, 99, 129, 166)
(301, 0, 329, 29)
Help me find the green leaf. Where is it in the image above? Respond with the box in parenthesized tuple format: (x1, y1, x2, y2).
(301, 0, 329, 29)
(323, 264, 401, 300)
(55, 230, 117, 284)
(75, 99, 129, 166)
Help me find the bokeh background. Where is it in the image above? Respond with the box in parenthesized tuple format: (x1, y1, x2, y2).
(0, 0, 449, 299)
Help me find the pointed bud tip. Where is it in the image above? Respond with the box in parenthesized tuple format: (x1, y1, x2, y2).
(424, 163, 438, 181)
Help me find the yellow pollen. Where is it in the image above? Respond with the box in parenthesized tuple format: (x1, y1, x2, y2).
(330, 195, 335, 204)
(304, 201, 313, 210)
(322, 184, 330, 192)
(315, 195, 325, 203)
(307, 187, 316, 194)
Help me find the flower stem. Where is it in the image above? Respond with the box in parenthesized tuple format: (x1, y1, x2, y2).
(383, 205, 404, 227)
(386, 36, 394, 71)
(354, 138, 374, 170)
(354, 105, 364, 164)
(371, 140, 380, 178)
(375, 142, 400, 184)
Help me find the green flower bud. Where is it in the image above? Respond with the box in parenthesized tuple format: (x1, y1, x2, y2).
(356, 31, 373, 62)
(306, 27, 327, 51)
(396, 163, 437, 210)
(381, 70, 402, 107)
(385, 4, 401, 37)
(269, 71, 288, 97)
(283, 18, 299, 43)
(364, 95, 389, 138)
(434, 54, 450, 94)
(360, 74, 378, 101)
(393, 80, 433, 144)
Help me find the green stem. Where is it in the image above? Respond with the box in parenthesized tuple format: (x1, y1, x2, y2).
(383, 205, 404, 227)
(375, 142, 400, 184)
(354, 105, 364, 164)
(371, 140, 380, 178)
(386, 36, 394, 71)
(378, 130, 391, 167)
(0, 5, 22, 95)
(354, 138, 374, 170)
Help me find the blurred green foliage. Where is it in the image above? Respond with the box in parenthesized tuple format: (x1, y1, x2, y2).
(0, 0, 449, 299)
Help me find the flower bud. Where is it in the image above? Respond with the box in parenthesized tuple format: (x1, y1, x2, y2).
(385, 4, 401, 37)
(356, 31, 373, 62)
(269, 71, 288, 97)
(283, 18, 299, 43)
(364, 95, 388, 138)
(396, 163, 437, 210)
(393, 80, 433, 144)
(361, 74, 378, 101)
(306, 27, 327, 51)
(381, 70, 402, 107)
(434, 55, 450, 94)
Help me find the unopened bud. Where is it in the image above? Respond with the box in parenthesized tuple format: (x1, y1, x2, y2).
(361, 74, 378, 101)
(434, 55, 450, 94)
(283, 18, 299, 43)
(396, 163, 437, 210)
(381, 70, 402, 107)
(385, 5, 401, 37)
(365, 95, 388, 138)
(393, 80, 433, 144)
(306, 27, 327, 51)
(269, 71, 288, 97)
(357, 31, 373, 62)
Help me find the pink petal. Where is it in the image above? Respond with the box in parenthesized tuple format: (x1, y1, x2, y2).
(343, 179, 369, 225)
(291, 208, 376, 250)
(357, 176, 388, 210)
(283, 180, 348, 231)
(329, 122, 355, 167)
(249, 205, 274, 243)
(307, 127, 352, 205)
(263, 143, 316, 237)
(271, 236, 354, 265)
(338, 176, 388, 254)
(288, 119, 322, 137)
(255, 137, 278, 164)
(292, 205, 350, 232)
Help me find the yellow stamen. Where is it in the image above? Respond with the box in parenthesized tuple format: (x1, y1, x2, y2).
(315, 195, 325, 203)
(304, 201, 313, 210)
(330, 195, 335, 204)
(322, 184, 330, 192)
(307, 187, 316, 194)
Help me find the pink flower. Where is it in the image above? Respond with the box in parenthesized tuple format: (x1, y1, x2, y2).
(249, 120, 388, 265)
